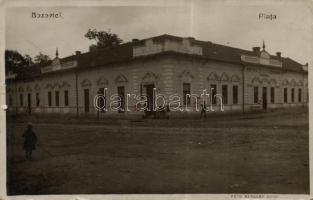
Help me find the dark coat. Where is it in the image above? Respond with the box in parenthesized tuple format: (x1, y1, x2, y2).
(23, 129, 37, 151)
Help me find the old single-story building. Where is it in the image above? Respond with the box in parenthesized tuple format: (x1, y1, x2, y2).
(5, 34, 308, 116)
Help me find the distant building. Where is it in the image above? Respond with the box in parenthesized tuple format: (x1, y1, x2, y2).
(5, 34, 308, 116)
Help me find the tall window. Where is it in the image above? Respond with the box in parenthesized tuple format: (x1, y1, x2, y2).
(98, 88, 105, 112)
(48, 92, 52, 107)
(270, 87, 275, 103)
(222, 85, 228, 105)
(64, 90, 69, 106)
(117, 87, 124, 113)
(254, 86, 258, 104)
(84, 89, 90, 113)
(291, 88, 295, 103)
(36, 93, 40, 107)
(183, 83, 191, 106)
(232, 85, 238, 104)
(20, 93, 23, 106)
(298, 88, 302, 102)
(284, 88, 288, 103)
(55, 91, 59, 106)
(210, 84, 217, 104)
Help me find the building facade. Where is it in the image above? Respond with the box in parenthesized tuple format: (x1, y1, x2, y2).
(5, 34, 309, 116)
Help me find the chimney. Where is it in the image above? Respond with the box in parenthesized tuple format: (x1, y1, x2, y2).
(252, 47, 260, 53)
(75, 51, 81, 56)
(89, 45, 97, 52)
(132, 38, 139, 42)
(276, 52, 281, 58)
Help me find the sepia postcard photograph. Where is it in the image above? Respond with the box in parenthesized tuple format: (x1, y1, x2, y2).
(0, 0, 312, 199)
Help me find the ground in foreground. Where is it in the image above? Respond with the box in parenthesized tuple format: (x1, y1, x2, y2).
(7, 108, 309, 194)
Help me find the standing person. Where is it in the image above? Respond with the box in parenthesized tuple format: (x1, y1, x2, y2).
(22, 123, 37, 160)
(263, 98, 268, 111)
(165, 104, 170, 119)
(200, 101, 207, 119)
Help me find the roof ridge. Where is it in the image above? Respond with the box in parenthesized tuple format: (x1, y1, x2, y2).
(20, 34, 306, 74)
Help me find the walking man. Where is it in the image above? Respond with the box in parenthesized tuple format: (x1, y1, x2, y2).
(200, 101, 207, 119)
(22, 123, 38, 160)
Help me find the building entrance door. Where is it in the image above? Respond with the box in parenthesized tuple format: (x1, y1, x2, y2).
(144, 84, 155, 112)
(84, 89, 89, 113)
(262, 87, 267, 110)
(117, 86, 125, 113)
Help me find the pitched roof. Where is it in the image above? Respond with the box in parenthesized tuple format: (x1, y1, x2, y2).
(282, 57, 304, 72)
(77, 42, 133, 68)
(24, 34, 307, 77)
(201, 42, 252, 64)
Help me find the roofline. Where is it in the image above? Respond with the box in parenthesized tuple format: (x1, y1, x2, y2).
(9, 51, 307, 84)
(8, 34, 308, 81)
(25, 34, 307, 68)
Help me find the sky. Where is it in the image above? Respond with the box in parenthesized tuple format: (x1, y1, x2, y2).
(5, 0, 313, 65)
